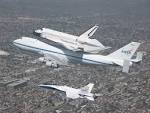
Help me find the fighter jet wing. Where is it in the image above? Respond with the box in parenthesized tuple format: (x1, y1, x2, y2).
(66, 91, 79, 99)
(86, 96, 94, 101)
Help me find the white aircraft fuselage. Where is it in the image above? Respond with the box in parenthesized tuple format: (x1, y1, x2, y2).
(13, 37, 123, 66)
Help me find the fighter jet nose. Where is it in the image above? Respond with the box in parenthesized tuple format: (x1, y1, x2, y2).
(38, 84, 46, 88)
(38, 84, 43, 87)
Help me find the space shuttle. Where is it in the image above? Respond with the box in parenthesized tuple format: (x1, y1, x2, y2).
(39, 83, 95, 101)
(34, 25, 110, 53)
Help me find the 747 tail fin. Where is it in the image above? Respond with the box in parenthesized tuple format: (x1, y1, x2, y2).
(107, 42, 141, 60)
(79, 25, 99, 38)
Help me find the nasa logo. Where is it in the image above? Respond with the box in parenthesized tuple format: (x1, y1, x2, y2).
(122, 49, 132, 54)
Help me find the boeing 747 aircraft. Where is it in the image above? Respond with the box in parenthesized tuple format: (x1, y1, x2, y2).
(39, 83, 95, 101)
(34, 25, 110, 53)
(13, 37, 143, 69)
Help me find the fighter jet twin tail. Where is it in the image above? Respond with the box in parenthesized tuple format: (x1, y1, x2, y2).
(13, 25, 144, 101)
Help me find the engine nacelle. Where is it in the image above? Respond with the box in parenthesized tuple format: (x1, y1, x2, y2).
(38, 57, 46, 63)
(38, 57, 59, 68)
(46, 61, 59, 68)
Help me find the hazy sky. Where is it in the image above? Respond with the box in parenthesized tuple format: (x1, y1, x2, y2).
(0, 0, 150, 18)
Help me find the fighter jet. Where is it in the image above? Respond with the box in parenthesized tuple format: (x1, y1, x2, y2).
(39, 83, 95, 101)
(34, 25, 110, 53)
(13, 37, 143, 71)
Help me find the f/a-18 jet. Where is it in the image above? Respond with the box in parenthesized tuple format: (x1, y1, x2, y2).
(34, 25, 110, 53)
(39, 83, 95, 101)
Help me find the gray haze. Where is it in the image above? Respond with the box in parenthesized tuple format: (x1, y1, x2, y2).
(0, 0, 150, 17)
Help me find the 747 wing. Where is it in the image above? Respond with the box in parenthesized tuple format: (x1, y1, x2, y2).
(38, 53, 68, 68)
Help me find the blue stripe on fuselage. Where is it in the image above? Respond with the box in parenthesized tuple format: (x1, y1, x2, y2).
(13, 42, 103, 64)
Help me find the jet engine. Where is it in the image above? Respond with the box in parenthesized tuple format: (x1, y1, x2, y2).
(38, 57, 59, 68)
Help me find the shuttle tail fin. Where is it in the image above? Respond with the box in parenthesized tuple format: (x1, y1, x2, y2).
(107, 42, 141, 60)
(79, 25, 99, 38)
